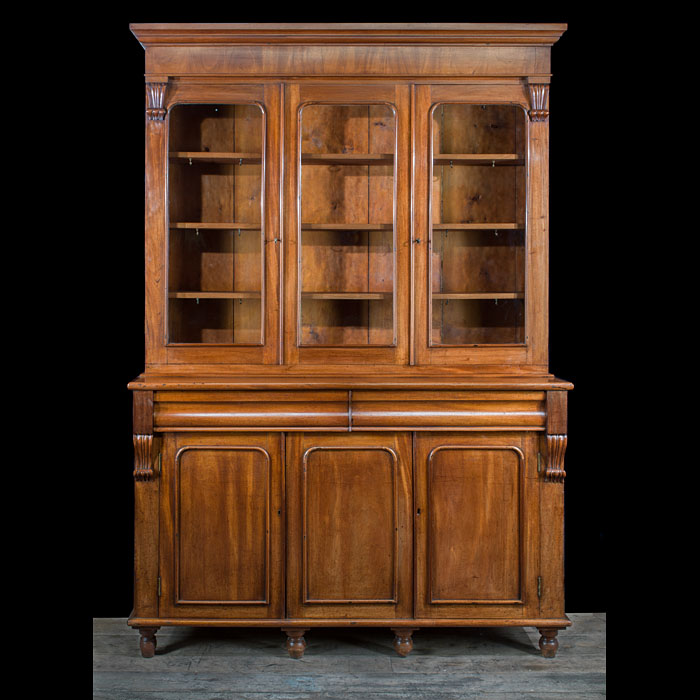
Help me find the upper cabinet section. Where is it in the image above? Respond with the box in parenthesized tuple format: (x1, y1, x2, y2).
(133, 24, 564, 372)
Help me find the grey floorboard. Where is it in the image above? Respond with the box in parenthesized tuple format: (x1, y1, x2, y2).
(93, 613, 605, 699)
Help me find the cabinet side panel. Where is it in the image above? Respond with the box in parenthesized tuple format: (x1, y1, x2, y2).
(145, 113, 168, 364)
(538, 432, 566, 617)
(133, 438, 161, 618)
(526, 118, 548, 364)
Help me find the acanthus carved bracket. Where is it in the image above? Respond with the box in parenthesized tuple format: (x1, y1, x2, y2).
(145, 82, 167, 121)
(528, 83, 550, 122)
(545, 434, 567, 483)
(133, 434, 156, 480)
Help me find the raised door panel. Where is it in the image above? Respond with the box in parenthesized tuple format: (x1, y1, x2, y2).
(159, 432, 284, 619)
(415, 432, 539, 619)
(286, 432, 412, 619)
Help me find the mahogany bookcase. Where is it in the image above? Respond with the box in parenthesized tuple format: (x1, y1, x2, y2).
(128, 22, 572, 659)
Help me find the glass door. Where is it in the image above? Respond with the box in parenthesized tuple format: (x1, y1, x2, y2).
(285, 84, 410, 365)
(162, 84, 281, 365)
(414, 85, 541, 367)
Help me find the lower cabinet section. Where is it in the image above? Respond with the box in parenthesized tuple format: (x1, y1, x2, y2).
(131, 429, 568, 658)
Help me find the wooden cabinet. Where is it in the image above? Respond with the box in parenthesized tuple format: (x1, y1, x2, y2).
(128, 23, 571, 660)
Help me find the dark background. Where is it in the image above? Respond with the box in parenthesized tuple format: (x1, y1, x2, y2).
(85, 9, 612, 618)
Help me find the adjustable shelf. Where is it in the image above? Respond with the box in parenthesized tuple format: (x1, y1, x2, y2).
(169, 152, 262, 164)
(433, 154, 524, 166)
(301, 153, 393, 165)
(170, 223, 261, 230)
(169, 291, 261, 299)
(302, 292, 392, 300)
(432, 223, 523, 230)
(433, 292, 524, 300)
(301, 223, 393, 230)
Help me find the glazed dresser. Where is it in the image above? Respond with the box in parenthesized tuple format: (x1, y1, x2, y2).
(127, 22, 572, 659)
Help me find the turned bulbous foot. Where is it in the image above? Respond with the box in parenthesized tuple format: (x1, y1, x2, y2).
(282, 628, 308, 659)
(538, 628, 560, 658)
(391, 627, 418, 657)
(138, 627, 159, 658)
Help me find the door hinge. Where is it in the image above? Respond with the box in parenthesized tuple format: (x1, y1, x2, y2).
(537, 452, 542, 474)
(157, 577, 161, 597)
(537, 575, 542, 599)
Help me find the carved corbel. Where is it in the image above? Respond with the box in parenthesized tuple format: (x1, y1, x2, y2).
(145, 81, 168, 121)
(133, 434, 156, 480)
(545, 434, 567, 483)
(528, 83, 550, 122)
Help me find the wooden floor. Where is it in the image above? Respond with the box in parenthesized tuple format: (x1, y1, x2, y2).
(93, 613, 605, 699)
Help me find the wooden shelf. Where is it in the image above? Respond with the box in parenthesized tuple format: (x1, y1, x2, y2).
(169, 291, 261, 299)
(301, 223, 393, 230)
(169, 152, 261, 164)
(301, 153, 394, 165)
(170, 223, 261, 230)
(433, 153, 524, 166)
(302, 292, 392, 300)
(433, 292, 524, 300)
(432, 223, 523, 230)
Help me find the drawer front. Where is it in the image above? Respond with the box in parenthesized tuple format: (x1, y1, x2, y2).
(351, 391, 546, 430)
(154, 391, 349, 430)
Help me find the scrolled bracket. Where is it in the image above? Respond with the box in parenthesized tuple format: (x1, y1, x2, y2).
(545, 434, 567, 483)
(133, 434, 156, 481)
(145, 82, 167, 121)
(528, 83, 550, 122)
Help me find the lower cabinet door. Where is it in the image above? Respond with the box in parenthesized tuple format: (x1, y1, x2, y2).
(286, 432, 413, 619)
(159, 433, 284, 619)
(414, 432, 540, 619)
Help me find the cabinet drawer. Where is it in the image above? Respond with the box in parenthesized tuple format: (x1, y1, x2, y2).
(351, 391, 546, 430)
(154, 391, 348, 430)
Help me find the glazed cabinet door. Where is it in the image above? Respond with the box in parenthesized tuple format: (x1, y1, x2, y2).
(414, 432, 540, 619)
(413, 84, 546, 370)
(159, 432, 284, 619)
(284, 83, 410, 366)
(147, 83, 281, 366)
(286, 432, 413, 619)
